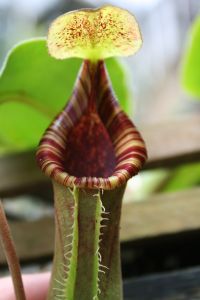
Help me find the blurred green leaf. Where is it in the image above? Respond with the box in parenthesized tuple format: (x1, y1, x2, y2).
(182, 16, 200, 98)
(162, 163, 200, 193)
(0, 38, 131, 154)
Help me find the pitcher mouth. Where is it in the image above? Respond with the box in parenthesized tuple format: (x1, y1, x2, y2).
(36, 60, 147, 190)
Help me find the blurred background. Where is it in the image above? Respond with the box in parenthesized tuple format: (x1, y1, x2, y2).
(0, 0, 200, 198)
(1, 0, 200, 298)
(0, 0, 200, 121)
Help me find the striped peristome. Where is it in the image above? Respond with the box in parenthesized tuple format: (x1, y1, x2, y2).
(36, 60, 147, 190)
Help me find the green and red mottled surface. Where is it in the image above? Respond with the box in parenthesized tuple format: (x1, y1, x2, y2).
(48, 5, 142, 60)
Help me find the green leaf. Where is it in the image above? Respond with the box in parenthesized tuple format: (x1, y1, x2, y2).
(182, 16, 200, 98)
(162, 163, 200, 193)
(0, 38, 131, 154)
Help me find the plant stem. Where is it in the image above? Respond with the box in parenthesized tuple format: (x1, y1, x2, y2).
(0, 201, 26, 300)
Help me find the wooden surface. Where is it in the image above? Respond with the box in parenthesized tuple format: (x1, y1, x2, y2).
(123, 266, 200, 300)
(0, 150, 47, 197)
(140, 114, 200, 170)
(121, 187, 200, 242)
(0, 114, 200, 196)
(1, 187, 200, 264)
(0, 217, 54, 264)
(0, 114, 200, 272)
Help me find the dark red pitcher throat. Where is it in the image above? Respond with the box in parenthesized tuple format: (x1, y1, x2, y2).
(64, 106, 116, 178)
